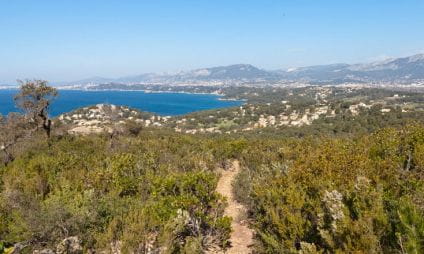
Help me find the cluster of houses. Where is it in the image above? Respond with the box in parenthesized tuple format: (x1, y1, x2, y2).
(169, 94, 402, 134)
(58, 104, 170, 134)
(57, 88, 412, 135)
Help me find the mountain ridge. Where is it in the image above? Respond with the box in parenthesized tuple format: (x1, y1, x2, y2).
(61, 54, 424, 85)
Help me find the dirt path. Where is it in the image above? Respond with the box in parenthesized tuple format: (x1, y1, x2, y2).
(215, 160, 254, 254)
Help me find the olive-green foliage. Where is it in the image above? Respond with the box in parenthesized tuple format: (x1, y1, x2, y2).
(2, 120, 424, 253)
(0, 131, 231, 252)
(236, 124, 424, 253)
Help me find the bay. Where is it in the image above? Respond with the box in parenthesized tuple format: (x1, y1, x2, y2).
(0, 89, 242, 117)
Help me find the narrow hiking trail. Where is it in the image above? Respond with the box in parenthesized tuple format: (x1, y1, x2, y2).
(215, 160, 254, 254)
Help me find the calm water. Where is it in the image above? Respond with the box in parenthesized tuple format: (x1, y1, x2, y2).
(0, 89, 242, 116)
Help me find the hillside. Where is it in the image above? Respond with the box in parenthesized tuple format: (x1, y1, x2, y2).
(3, 1, 424, 253)
(2, 83, 424, 253)
(56, 86, 424, 136)
(2, 121, 424, 253)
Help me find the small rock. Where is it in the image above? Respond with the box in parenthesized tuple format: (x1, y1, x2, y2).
(56, 236, 83, 254)
(33, 249, 55, 254)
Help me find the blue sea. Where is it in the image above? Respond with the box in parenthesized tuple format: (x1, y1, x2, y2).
(0, 89, 242, 117)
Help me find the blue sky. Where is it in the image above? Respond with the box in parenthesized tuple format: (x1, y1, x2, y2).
(1, 0, 423, 83)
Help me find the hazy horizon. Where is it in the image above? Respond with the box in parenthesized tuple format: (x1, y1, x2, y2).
(1, 0, 424, 84)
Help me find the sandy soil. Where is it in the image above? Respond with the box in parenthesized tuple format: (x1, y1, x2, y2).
(214, 160, 254, 254)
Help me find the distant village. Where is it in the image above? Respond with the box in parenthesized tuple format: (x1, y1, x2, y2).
(57, 86, 422, 135)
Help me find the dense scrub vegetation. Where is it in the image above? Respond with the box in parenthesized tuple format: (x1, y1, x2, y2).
(2, 124, 424, 253)
(1, 82, 424, 253)
(0, 131, 238, 253)
(235, 124, 424, 253)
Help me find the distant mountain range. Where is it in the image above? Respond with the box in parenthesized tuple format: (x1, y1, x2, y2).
(65, 64, 278, 85)
(64, 54, 424, 86)
(278, 54, 424, 83)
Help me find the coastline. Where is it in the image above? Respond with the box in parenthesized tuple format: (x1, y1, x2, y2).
(1, 88, 245, 117)
(56, 87, 247, 102)
(57, 87, 222, 95)
(0, 86, 18, 90)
